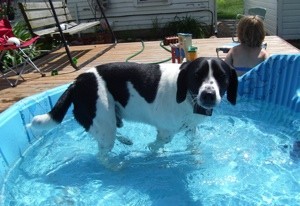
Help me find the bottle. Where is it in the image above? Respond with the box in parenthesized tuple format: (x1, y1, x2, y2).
(188, 46, 198, 61)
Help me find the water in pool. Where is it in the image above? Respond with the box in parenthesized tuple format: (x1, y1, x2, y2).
(1, 99, 300, 205)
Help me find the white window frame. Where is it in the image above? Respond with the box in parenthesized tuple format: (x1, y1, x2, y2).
(134, 0, 172, 7)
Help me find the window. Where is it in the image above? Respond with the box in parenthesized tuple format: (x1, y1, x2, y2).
(135, 0, 171, 7)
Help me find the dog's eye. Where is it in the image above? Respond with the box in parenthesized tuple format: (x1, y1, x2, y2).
(194, 72, 205, 80)
(195, 74, 206, 83)
(214, 72, 227, 83)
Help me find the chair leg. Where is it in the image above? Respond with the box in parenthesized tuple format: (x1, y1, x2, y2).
(0, 61, 25, 87)
(0, 71, 16, 87)
(13, 61, 29, 86)
(216, 48, 220, 58)
(18, 48, 45, 77)
(0, 50, 46, 87)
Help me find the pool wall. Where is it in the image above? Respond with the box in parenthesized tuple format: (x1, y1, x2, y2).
(238, 54, 300, 113)
(0, 83, 72, 186)
(0, 54, 300, 185)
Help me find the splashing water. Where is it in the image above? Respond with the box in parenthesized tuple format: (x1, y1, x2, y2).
(1, 99, 300, 205)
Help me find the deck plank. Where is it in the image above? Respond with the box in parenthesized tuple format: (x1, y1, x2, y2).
(0, 36, 299, 112)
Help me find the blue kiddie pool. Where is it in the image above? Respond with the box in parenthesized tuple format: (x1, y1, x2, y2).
(0, 55, 300, 205)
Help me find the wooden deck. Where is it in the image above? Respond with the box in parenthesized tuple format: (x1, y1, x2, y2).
(0, 35, 299, 112)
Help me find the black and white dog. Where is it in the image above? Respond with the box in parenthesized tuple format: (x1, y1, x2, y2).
(31, 57, 238, 165)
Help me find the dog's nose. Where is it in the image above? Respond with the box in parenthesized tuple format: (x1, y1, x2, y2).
(200, 89, 216, 105)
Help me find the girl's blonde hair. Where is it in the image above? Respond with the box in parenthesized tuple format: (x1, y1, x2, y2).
(237, 15, 265, 47)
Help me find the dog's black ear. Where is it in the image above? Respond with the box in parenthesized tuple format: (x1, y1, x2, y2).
(176, 62, 189, 103)
(227, 67, 238, 105)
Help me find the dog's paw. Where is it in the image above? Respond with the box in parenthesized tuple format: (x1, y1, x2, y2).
(98, 153, 125, 171)
(116, 134, 133, 145)
(290, 141, 300, 162)
(147, 142, 164, 153)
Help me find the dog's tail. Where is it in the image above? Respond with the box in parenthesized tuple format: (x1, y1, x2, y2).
(30, 84, 74, 130)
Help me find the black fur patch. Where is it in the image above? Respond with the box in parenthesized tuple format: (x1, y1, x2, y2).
(72, 72, 98, 131)
(211, 59, 229, 97)
(187, 58, 209, 95)
(211, 58, 238, 105)
(49, 84, 74, 123)
(96, 62, 162, 107)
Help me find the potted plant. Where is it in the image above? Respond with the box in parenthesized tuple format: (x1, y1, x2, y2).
(0, 0, 15, 20)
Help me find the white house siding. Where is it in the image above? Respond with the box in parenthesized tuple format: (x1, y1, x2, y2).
(278, 0, 300, 40)
(67, 0, 217, 32)
(245, 0, 300, 40)
(244, 0, 277, 36)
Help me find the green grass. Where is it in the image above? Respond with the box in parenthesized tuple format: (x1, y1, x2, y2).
(217, 0, 244, 19)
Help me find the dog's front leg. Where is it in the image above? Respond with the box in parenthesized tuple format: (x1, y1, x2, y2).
(185, 127, 200, 154)
(148, 129, 173, 152)
(90, 124, 123, 170)
(97, 137, 125, 170)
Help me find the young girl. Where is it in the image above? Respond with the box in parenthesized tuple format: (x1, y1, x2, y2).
(225, 15, 268, 76)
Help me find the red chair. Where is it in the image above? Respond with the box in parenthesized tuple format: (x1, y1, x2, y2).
(0, 19, 45, 87)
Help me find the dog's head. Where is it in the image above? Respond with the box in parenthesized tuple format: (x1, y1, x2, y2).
(176, 57, 238, 116)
